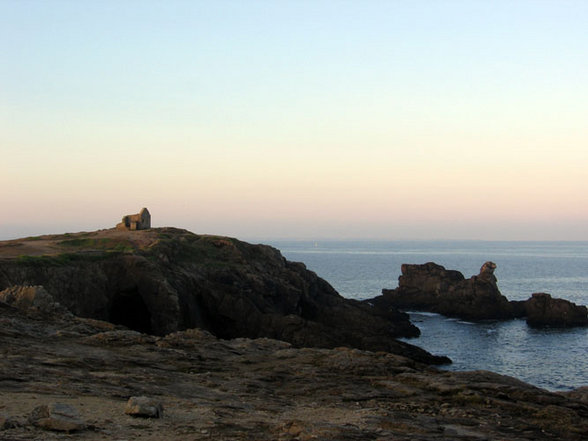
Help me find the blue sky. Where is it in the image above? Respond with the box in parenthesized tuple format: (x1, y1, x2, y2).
(1, 1, 587, 240)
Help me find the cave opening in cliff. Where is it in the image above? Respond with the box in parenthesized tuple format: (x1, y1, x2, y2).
(109, 288, 153, 334)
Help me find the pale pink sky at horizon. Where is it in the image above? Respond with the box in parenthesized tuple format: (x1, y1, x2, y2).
(1, 1, 587, 241)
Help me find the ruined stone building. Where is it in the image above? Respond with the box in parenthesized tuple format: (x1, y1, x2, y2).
(116, 208, 151, 231)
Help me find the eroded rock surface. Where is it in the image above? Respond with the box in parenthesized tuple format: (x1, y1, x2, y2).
(0, 300, 586, 440)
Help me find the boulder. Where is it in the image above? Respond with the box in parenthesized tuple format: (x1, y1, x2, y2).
(29, 403, 85, 432)
(125, 396, 164, 418)
(524, 293, 588, 327)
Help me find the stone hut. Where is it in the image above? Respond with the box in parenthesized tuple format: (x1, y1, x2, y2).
(116, 208, 151, 231)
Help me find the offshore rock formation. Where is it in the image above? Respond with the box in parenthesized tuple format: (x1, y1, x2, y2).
(369, 262, 587, 327)
(525, 293, 588, 327)
(1, 300, 587, 440)
(372, 261, 518, 320)
(0, 227, 447, 364)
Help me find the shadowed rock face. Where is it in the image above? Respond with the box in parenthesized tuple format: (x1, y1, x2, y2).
(0, 227, 448, 364)
(0, 254, 181, 335)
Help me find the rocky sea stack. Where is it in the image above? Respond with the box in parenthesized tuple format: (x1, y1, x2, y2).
(369, 261, 587, 327)
(0, 227, 446, 364)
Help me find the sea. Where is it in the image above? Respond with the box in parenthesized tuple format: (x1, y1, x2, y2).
(266, 240, 588, 391)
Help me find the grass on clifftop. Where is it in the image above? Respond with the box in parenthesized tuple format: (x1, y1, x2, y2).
(8, 228, 265, 269)
(152, 229, 246, 266)
(15, 252, 122, 266)
(58, 237, 135, 253)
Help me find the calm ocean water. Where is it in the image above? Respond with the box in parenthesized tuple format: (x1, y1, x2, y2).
(267, 240, 588, 391)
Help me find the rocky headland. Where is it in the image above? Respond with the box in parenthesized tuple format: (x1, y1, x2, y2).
(1, 229, 587, 440)
(0, 228, 444, 364)
(368, 261, 588, 327)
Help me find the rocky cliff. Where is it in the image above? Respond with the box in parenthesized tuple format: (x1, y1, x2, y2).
(0, 227, 448, 364)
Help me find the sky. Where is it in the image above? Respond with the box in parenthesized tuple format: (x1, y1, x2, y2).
(1, 0, 587, 240)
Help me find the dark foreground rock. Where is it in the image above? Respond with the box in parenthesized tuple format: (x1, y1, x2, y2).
(370, 261, 587, 327)
(1, 298, 587, 440)
(0, 228, 448, 364)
